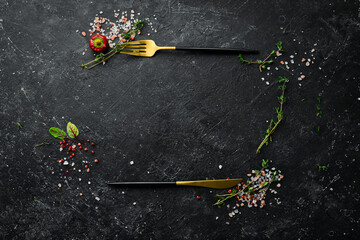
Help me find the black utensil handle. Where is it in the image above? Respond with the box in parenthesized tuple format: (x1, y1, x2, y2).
(107, 182, 176, 185)
(175, 47, 259, 54)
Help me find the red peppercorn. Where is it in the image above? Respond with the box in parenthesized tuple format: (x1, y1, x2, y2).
(94, 159, 99, 163)
(78, 143, 81, 146)
(87, 139, 90, 142)
(69, 156, 72, 159)
(56, 160, 59, 162)
(61, 145, 65, 148)
(84, 148, 88, 151)
(61, 158, 64, 162)
(79, 146, 83, 150)
(59, 141, 63, 144)
(91, 142, 95, 146)
(228, 189, 232, 194)
(72, 148, 76, 152)
(196, 195, 200, 199)
(62, 139, 66, 144)
(91, 150, 95, 154)
(72, 153, 75, 157)
(85, 165, 88, 169)
(66, 143, 69, 146)
(66, 170, 69, 173)
(68, 146, 72, 151)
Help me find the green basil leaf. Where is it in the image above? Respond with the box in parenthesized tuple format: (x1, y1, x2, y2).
(67, 122, 79, 138)
(49, 127, 67, 139)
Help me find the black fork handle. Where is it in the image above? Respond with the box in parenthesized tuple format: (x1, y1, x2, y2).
(175, 47, 259, 54)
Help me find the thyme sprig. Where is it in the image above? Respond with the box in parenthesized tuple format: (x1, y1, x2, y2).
(238, 41, 283, 72)
(17, 122, 23, 130)
(81, 19, 146, 70)
(256, 76, 289, 154)
(34, 142, 50, 148)
(317, 164, 327, 171)
(316, 97, 322, 117)
(214, 159, 281, 207)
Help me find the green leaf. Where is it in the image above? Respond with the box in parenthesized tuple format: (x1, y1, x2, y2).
(257, 60, 262, 64)
(263, 181, 269, 187)
(261, 65, 266, 69)
(262, 159, 269, 168)
(67, 122, 79, 139)
(49, 127, 67, 139)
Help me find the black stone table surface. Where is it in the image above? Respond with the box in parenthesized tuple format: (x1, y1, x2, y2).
(1, 0, 360, 239)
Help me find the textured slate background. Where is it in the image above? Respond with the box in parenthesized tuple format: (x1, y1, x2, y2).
(1, 0, 360, 239)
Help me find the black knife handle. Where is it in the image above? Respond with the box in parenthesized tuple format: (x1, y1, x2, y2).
(107, 182, 176, 186)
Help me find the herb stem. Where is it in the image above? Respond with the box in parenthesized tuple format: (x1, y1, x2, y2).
(75, 136, 84, 145)
(34, 142, 50, 148)
(256, 77, 289, 154)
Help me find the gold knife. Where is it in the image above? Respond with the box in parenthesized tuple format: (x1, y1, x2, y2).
(107, 178, 242, 189)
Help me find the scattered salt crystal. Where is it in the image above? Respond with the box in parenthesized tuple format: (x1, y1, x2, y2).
(130, 161, 134, 165)
(88, 181, 91, 184)
(265, 81, 270, 85)
(79, 193, 83, 196)
(99, 11, 103, 14)
(311, 49, 315, 52)
(305, 62, 310, 67)
(215, 216, 219, 220)
(58, 183, 62, 188)
(219, 165, 223, 169)
(95, 196, 100, 201)
(277, 183, 281, 187)
(63, 161, 69, 166)
(229, 212, 233, 217)
(290, 59, 294, 64)
(133, 202, 137, 206)
(290, 55, 294, 58)
(261, 77, 265, 81)
(59, 147, 63, 152)
(79, 178, 82, 181)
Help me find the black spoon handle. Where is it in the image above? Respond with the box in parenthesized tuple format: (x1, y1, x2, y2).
(175, 47, 259, 54)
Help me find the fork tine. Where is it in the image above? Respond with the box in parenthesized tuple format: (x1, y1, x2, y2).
(120, 51, 146, 57)
(121, 46, 147, 49)
(120, 40, 142, 45)
(121, 40, 147, 46)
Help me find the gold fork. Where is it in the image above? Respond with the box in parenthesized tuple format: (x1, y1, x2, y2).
(120, 39, 259, 57)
